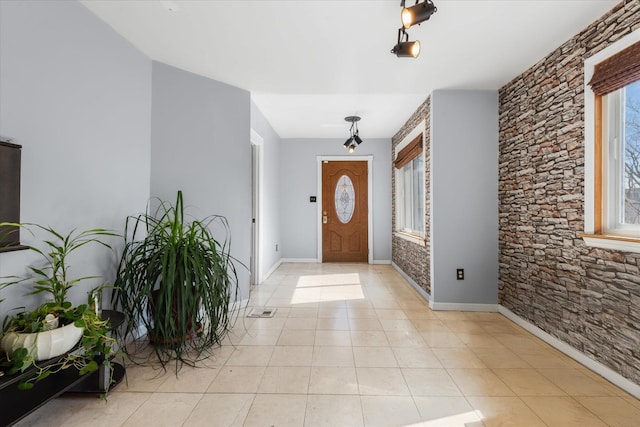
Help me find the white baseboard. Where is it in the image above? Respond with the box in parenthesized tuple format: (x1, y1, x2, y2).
(279, 258, 389, 265)
(131, 324, 147, 341)
(430, 302, 499, 312)
(499, 305, 640, 399)
(281, 258, 319, 263)
(392, 262, 431, 302)
(231, 298, 249, 312)
(391, 262, 498, 312)
(263, 259, 282, 281)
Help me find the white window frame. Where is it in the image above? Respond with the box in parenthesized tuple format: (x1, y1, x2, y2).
(394, 120, 426, 245)
(584, 29, 640, 253)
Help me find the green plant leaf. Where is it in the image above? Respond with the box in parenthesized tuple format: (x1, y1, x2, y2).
(12, 347, 29, 361)
(36, 370, 52, 382)
(18, 382, 34, 390)
(79, 360, 98, 375)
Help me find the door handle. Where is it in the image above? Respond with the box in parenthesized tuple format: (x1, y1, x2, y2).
(323, 215, 328, 224)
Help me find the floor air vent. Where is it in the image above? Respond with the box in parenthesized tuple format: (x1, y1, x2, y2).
(247, 307, 277, 318)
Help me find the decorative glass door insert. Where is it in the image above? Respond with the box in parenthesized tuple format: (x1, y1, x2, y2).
(335, 175, 355, 224)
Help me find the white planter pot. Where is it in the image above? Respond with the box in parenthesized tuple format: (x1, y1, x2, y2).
(0, 322, 84, 361)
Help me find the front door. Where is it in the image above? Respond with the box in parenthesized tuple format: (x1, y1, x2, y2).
(322, 160, 368, 262)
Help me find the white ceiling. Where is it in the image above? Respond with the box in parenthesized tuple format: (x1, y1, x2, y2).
(80, 0, 618, 139)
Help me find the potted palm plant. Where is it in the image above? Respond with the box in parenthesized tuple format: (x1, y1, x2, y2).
(0, 224, 119, 390)
(113, 191, 239, 371)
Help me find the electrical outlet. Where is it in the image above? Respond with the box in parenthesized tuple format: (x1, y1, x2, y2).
(456, 269, 464, 280)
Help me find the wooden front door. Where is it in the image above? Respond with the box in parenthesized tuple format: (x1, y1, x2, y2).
(322, 161, 368, 262)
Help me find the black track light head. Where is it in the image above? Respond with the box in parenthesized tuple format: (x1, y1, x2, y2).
(401, 0, 437, 29)
(391, 29, 421, 58)
(391, 41, 421, 58)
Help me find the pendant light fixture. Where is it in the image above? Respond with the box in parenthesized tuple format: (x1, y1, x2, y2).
(392, 0, 437, 59)
(344, 116, 363, 153)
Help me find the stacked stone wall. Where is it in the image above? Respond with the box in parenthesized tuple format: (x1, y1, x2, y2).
(499, 1, 640, 383)
(392, 97, 431, 295)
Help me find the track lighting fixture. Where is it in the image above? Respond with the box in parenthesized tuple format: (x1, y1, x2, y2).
(401, 0, 437, 29)
(391, 29, 421, 58)
(392, 1, 436, 58)
(344, 116, 363, 153)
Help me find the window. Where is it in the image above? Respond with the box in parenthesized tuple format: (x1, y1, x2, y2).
(584, 32, 640, 252)
(400, 155, 424, 234)
(395, 123, 425, 240)
(602, 81, 640, 236)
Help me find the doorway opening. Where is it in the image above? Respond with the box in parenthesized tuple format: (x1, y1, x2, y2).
(250, 129, 264, 286)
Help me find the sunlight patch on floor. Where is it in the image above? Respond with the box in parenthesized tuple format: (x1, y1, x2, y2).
(296, 273, 361, 287)
(291, 273, 365, 304)
(403, 410, 484, 426)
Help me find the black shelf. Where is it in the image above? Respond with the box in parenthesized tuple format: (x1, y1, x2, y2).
(66, 362, 125, 395)
(101, 309, 125, 330)
(0, 310, 126, 426)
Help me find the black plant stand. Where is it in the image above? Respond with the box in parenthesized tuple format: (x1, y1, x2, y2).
(0, 310, 125, 426)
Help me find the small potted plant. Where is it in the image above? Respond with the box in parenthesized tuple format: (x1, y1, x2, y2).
(0, 224, 119, 390)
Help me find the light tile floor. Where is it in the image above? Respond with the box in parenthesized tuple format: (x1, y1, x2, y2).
(15, 263, 640, 426)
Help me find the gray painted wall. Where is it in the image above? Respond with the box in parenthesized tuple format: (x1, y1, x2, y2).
(250, 102, 282, 276)
(280, 138, 392, 262)
(431, 90, 499, 305)
(0, 0, 151, 315)
(150, 62, 252, 301)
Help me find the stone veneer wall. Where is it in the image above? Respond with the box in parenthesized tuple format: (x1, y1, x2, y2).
(392, 97, 431, 295)
(499, 2, 640, 384)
